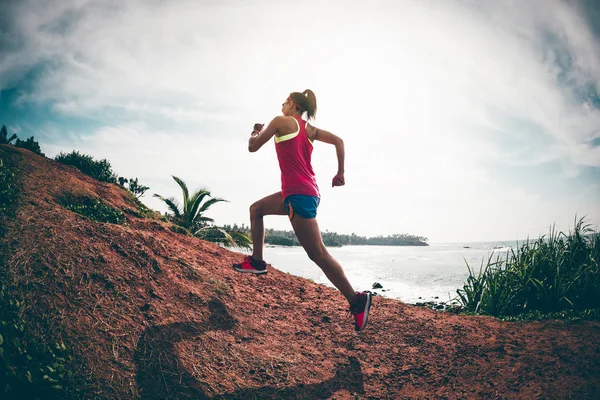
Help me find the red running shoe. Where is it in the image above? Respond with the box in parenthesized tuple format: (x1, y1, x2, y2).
(348, 292, 372, 331)
(233, 255, 267, 275)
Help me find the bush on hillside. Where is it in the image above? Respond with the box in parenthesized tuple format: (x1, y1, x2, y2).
(457, 217, 600, 317)
(14, 137, 44, 156)
(0, 126, 17, 145)
(55, 151, 117, 184)
(0, 284, 74, 398)
(0, 155, 20, 241)
(55, 150, 150, 201)
(123, 193, 156, 219)
(57, 193, 125, 225)
(0, 157, 17, 218)
(118, 177, 149, 198)
(1, 124, 44, 155)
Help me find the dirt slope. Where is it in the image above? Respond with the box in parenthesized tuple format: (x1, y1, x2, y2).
(1, 144, 599, 399)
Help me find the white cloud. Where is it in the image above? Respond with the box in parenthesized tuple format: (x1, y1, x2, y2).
(4, 0, 600, 241)
(8, 124, 21, 134)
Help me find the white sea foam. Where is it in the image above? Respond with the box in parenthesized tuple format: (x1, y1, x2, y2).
(491, 246, 513, 252)
(262, 242, 518, 304)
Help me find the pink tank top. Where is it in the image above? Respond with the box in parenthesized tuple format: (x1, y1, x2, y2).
(274, 116, 320, 199)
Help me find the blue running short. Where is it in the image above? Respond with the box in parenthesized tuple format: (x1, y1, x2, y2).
(284, 194, 320, 220)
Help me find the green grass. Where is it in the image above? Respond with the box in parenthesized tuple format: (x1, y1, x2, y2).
(126, 192, 155, 219)
(0, 284, 74, 398)
(0, 157, 17, 218)
(57, 192, 125, 225)
(0, 155, 20, 240)
(498, 308, 600, 322)
(55, 151, 117, 184)
(457, 217, 600, 317)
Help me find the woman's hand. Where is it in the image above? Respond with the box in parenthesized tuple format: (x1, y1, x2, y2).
(332, 173, 345, 187)
(248, 117, 283, 152)
(252, 123, 264, 136)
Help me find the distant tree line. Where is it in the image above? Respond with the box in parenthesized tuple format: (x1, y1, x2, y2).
(224, 224, 429, 247)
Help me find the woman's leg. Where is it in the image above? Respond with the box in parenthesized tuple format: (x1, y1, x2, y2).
(290, 215, 356, 304)
(249, 192, 287, 261)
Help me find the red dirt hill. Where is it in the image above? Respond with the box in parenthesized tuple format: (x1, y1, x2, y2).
(1, 144, 599, 399)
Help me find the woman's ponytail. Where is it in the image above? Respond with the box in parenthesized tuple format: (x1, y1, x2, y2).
(302, 89, 317, 120)
(290, 90, 318, 120)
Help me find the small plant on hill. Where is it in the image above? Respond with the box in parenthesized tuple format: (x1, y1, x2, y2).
(0, 155, 20, 239)
(457, 217, 600, 317)
(0, 125, 17, 145)
(0, 284, 74, 398)
(55, 151, 118, 184)
(0, 157, 17, 219)
(169, 224, 192, 236)
(0, 125, 45, 156)
(154, 176, 251, 249)
(118, 177, 149, 198)
(123, 193, 156, 219)
(57, 193, 125, 224)
(14, 137, 44, 156)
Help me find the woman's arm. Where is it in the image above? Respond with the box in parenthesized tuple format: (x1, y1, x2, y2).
(312, 127, 345, 186)
(248, 116, 286, 152)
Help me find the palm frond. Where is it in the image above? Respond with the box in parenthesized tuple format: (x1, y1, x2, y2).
(195, 226, 252, 250)
(172, 176, 190, 212)
(227, 230, 253, 249)
(159, 176, 231, 238)
(188, 189, 211, 225)
(196, 216, 215, 224)
(0, 134, 17, 145)
(199, 197, 228, 214)
(153, 194, 182, 218)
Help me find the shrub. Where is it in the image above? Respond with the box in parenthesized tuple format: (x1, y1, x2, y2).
(0, 156, 19, 239)
(118, 177, 149, 198)
(57, 193, 124, 225)
(14, 137, 44, 156)
(457, 217, 600, 317)
(0, 126, 17, 145)
(0, 284, 73, 398)
(123, 193, 156, 219)
(0, 158, 17, 218)
(169, 225, 192, 236)
(54, 151, 117, 184)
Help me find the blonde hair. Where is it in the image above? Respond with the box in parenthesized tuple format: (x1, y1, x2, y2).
(289, 89, 317, 120)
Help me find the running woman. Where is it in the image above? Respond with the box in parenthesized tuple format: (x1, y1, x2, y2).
(233, 90, 372, 331)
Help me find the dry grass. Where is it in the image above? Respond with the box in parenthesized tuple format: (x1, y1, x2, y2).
(1, 145, 600, 399)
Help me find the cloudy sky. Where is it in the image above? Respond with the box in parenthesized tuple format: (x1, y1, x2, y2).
(1, 0, 599, 243)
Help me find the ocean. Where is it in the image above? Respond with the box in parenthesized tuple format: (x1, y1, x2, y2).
(261, 241, 520, 304)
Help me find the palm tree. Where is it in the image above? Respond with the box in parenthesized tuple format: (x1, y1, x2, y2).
(154, 176, 251, 249)
(195, 224, 252, 250)
(0, 125, 17, 145)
